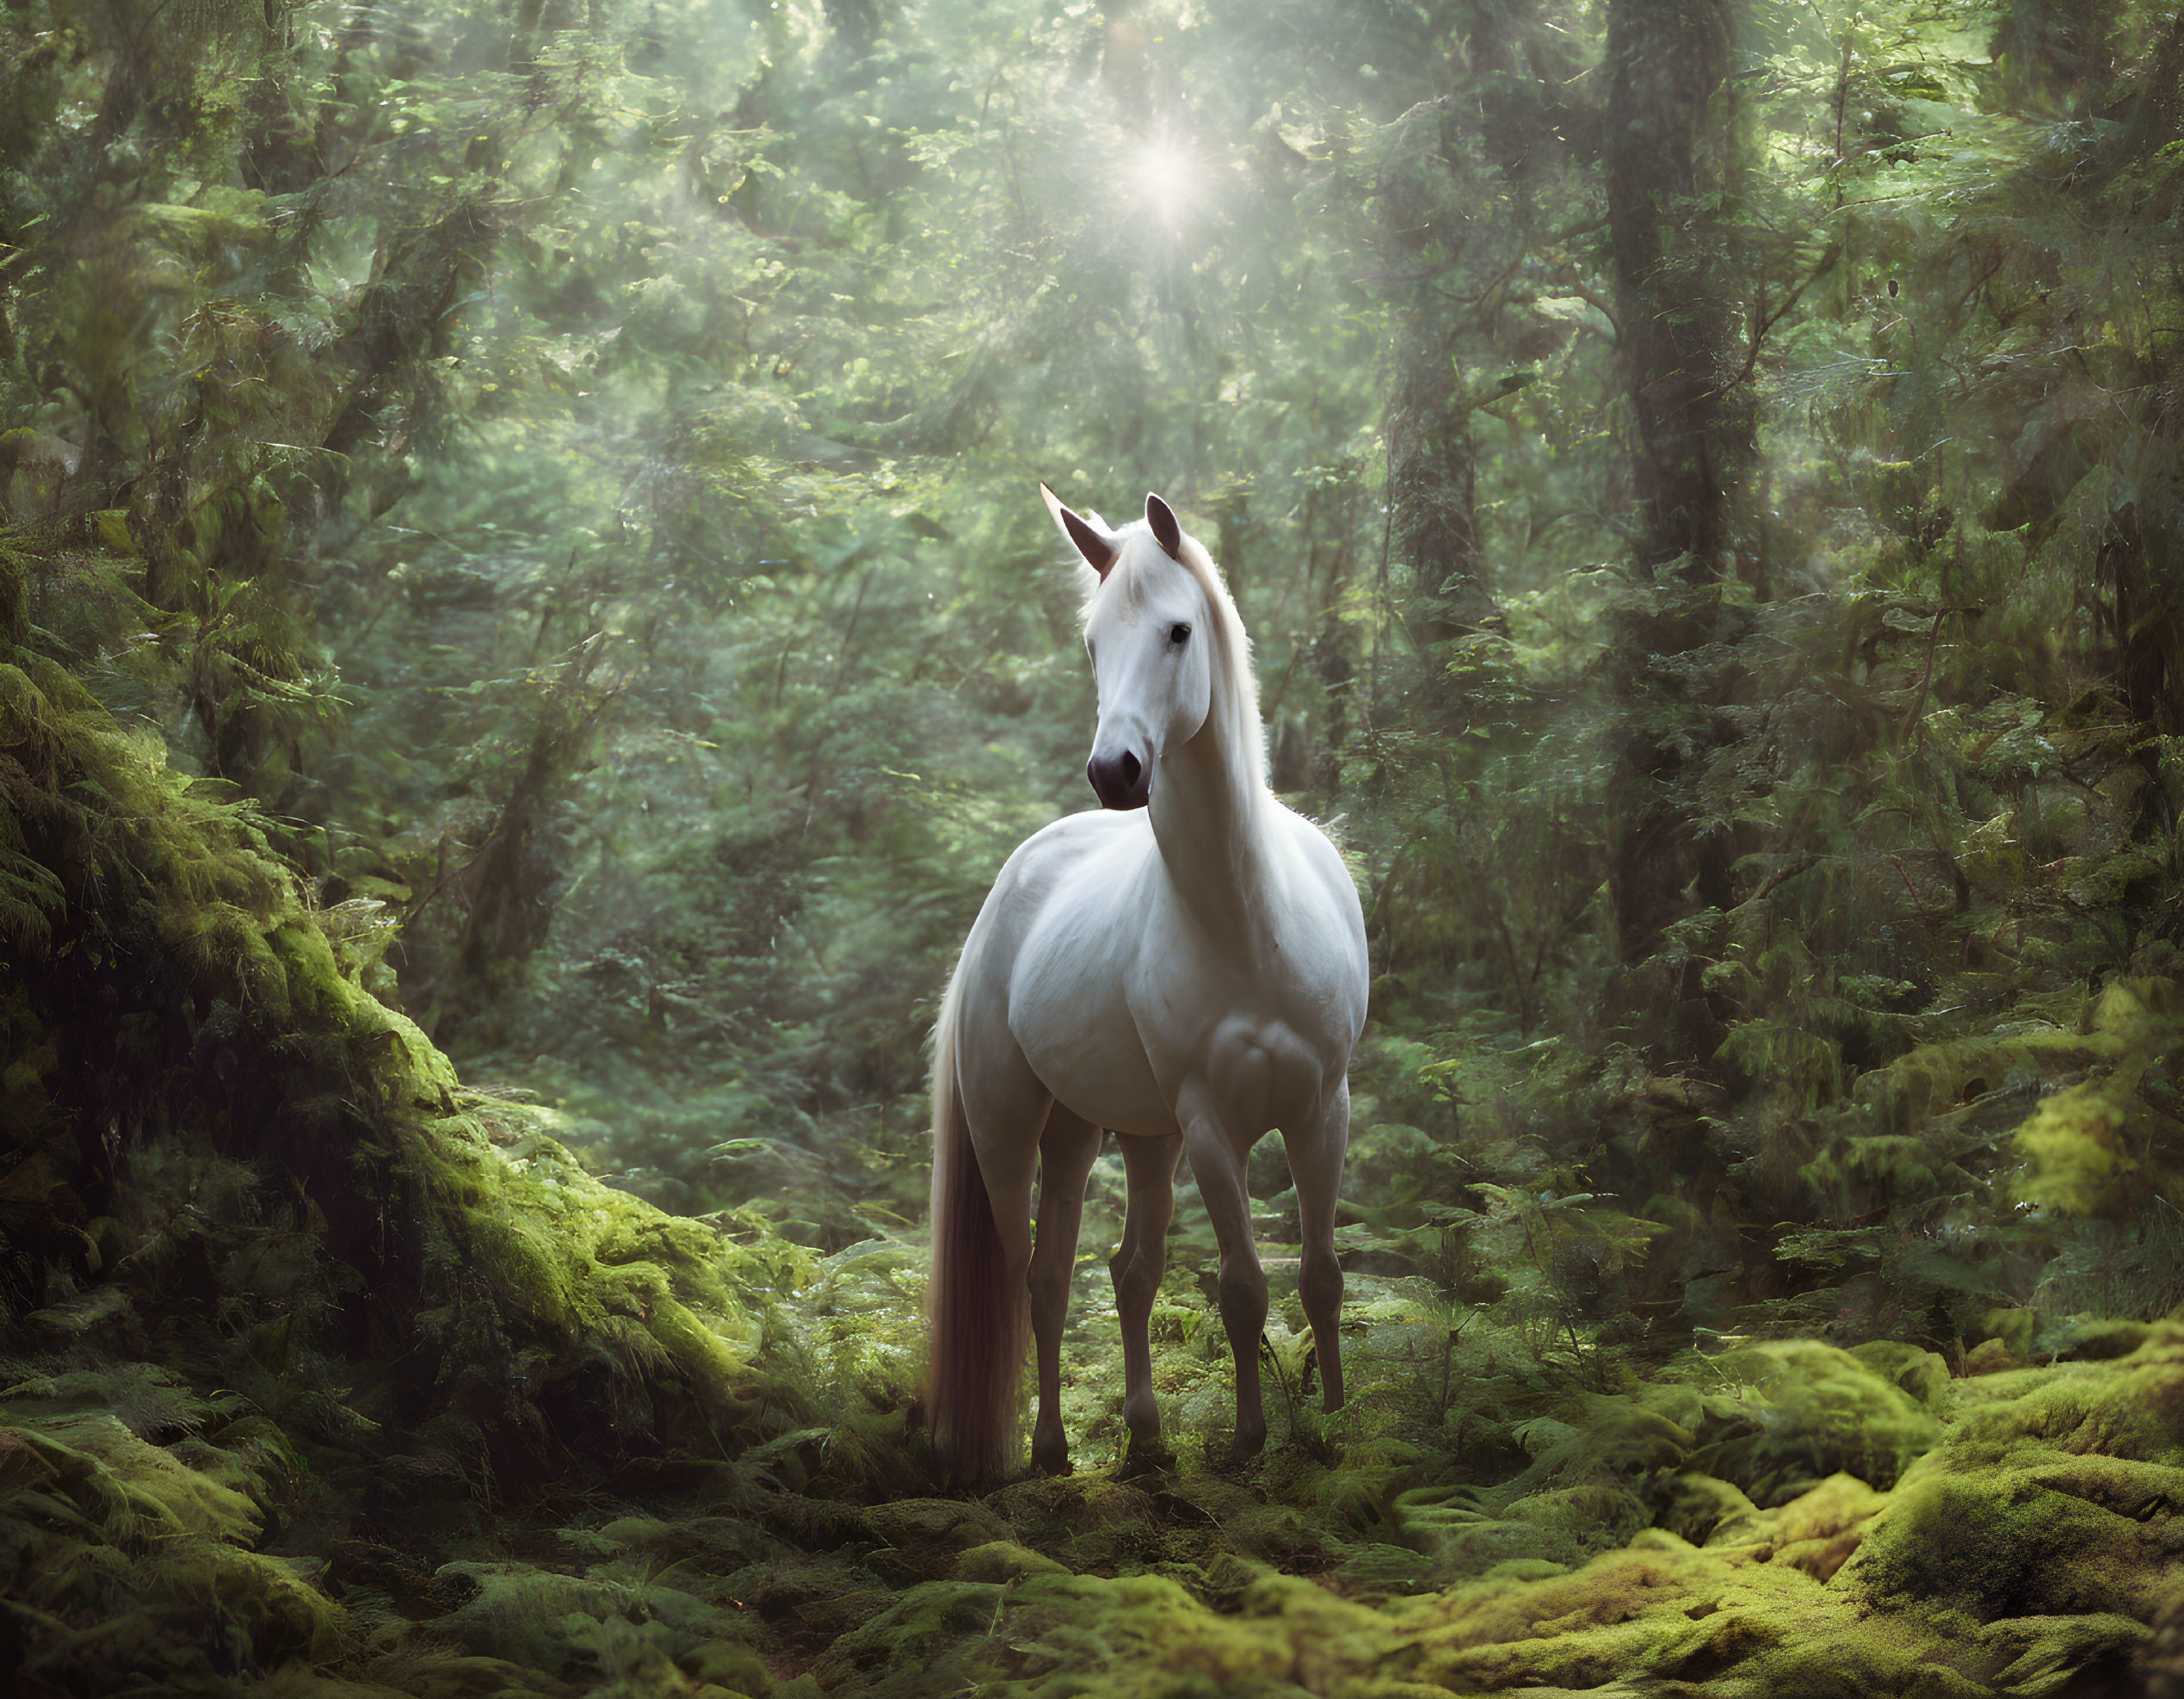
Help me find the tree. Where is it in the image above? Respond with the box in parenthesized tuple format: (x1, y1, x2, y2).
(1606, 0, 1743, 578)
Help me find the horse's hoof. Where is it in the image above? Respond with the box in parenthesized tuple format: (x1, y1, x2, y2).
(1118, 1443, 1174, 1480)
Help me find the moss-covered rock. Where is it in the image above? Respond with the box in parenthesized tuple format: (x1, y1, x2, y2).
(0, 630, 830, 1692)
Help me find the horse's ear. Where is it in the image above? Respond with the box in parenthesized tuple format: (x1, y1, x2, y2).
(1042, 481, 1119, 579)
(1144, 492, 1183, 560)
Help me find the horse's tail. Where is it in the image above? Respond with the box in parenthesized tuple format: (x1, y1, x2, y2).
(926, 968, 1024, 1486)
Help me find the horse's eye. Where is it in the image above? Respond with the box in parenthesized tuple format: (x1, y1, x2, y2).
(1170, 623, 1191, 645)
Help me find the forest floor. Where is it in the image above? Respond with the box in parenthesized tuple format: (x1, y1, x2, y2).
(7, 1087, 2184, 1699)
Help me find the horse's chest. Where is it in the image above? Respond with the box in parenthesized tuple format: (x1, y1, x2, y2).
(998, 836, 1353, 1139)
(1194, 1012, 1322, 1139)
(1129, 948, 1330, 1135)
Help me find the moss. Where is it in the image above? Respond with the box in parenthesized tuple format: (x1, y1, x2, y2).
(1325, 1541, 1437, 1598)
(354, 1653, 573, 1697)
(252, 1674, 419, 1699)
(956, 1540, 1069, 1582)
(1950, 1325, 2184, 1466)
(0, 1412, 260, 1551)
(808, 1579, 1006, 1687)
(680, 1637, 776, 1695)
(992, 1569, 1356, 1697)
(0, 602, 857, 1692)
(727, 1322, 2183, 1696)
(591, 1513, 780, 1573)
(429, 1560, 672, 1671)
(1686, 1341, 1940, 1500)
(1761, 1474, 1888, 1582)
(151, 1540, 351, 1667)
(1849, 1457, 2184, 1624)
(2013, 1078, 2139, 1217)
(1652, 1473, 1757, 1545)
(2047, 1318, 2157, 1361)
(3, 607, 799, 1458)
(1976, 1613, 2150, 1694)
(1768, 1472, 1887, 1545)
(1849, 1339, 1953, 1406)
(10, 1278, 2181, 1699)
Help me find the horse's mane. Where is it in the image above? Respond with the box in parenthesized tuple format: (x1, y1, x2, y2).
(1080, 520, 1267, 812)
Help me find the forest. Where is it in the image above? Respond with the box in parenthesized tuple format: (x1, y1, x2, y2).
(3, 0, 2184, 1691)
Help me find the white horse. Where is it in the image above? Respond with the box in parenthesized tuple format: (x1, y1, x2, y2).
(925, 484, 1369, 1483)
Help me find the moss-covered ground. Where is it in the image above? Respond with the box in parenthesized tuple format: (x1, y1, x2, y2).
(8, 931, 2184, 1699)
(13, 1090, 2184, 1699)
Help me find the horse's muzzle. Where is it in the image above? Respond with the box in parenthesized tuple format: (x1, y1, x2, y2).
(1087, 750, 1150, 810)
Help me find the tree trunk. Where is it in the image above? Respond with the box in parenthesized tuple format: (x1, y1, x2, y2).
(1374, 79, 1502, 640)
(423, 644, 613, 1038)
(1607, 0, 1739, 579)
(1603, 0, 1748, 978)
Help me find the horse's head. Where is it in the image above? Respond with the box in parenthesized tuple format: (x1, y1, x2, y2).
(1041, 483, 1211, 812)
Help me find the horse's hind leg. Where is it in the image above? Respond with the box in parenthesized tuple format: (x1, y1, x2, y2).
(1110, 1130, 1182, 1458)
(956, 1010, 1052, 1477)
(1028, 1105, 1103, 1475)
(1284, 1078, 1350, 1412)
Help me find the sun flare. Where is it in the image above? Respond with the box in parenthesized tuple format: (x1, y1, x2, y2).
(1128, 134, 1206, 228)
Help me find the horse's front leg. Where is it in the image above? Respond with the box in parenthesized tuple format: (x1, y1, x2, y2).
(1181, 1091, 1268, 1460)
(1283, 1078, 1350, 1412)
(1111, 1129, 1182, 1458)
(1028, 1106, 1104, 1475)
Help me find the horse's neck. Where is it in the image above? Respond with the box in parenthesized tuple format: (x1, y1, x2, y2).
(1149, 710, 1272, 943)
